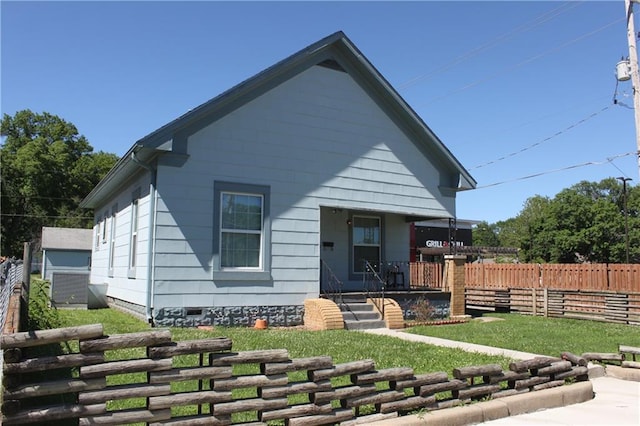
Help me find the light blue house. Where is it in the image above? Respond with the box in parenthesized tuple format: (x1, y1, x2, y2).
(80, 32, 475, 327)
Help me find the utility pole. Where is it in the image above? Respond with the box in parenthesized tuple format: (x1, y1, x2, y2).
(616, 176, 632, 263)
(625, 0, 640, 178)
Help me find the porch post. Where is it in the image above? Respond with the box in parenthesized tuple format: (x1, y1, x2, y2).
(444, 254, 467, 318)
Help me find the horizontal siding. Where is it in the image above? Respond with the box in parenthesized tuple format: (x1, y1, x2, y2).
(271, 255, 319, 269)
(89, 172, 152, 309)
(103, 64, 457, 310)
(272, 243, 318, 257)
(154, 291, 315, 308)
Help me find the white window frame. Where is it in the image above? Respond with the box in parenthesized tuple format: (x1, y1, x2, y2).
(108, 204, 117, 277)
(351, 214, 382, 276)
(219, 192, 264, 270)
(212, 181, 271, 281)
(95, 220, 100, 250)
(101, 211, 108, 243)
(128, 189, 140, 278)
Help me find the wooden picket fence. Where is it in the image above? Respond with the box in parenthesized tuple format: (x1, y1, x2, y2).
(409, 262, 443, 289)
(465, 263, 640, 292)
(2, 324, 590, 425)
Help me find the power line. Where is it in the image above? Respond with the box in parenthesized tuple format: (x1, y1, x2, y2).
(399, 1, 582, 90)
(475, 152, 637, 189)
(0, 194, 82, 202)
(471, 105, 612, 170)
(0, 213, 92, 220)
(419, 16, 625, 106)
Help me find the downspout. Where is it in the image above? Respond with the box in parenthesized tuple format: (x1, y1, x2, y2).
(132, 151, 157, 326)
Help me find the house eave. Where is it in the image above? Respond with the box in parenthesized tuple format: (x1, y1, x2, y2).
(81, 31, 477, 209)
(79, 144, 166, 209)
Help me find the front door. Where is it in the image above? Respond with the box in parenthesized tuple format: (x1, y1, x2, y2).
(351, 215, 381, 275)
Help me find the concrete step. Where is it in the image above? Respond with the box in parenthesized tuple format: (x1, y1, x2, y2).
(340, 295, 367, 304)
(344, 319, 387, 330)
(340, 303, 375, 312)
(340, 301, 386, 330)
(341, 311, 380, 321)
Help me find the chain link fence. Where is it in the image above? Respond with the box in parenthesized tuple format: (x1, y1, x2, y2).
(1, 258, 24, 332)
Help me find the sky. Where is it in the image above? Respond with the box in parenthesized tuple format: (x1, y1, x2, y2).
(2, 0, 639, 224)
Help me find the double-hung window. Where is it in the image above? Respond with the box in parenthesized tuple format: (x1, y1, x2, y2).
(213, 181, 271, 280)
(220, 192, 263, 268)
(128, 189, 140, 278)
(101, 211, 108, 243)
(108, 204, 117, 277)
(352, 215, 382, 274)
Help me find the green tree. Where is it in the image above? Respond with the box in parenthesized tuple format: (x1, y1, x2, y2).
(493, 217, 520, 248)
(492, 178, 640, 264)
(1, 110, 118, 256)
(472, 221, 500, 247)
(516, 195, 553, 263)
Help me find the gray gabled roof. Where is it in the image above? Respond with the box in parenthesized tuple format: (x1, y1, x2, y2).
(41, 227, 93, 251)
(81, 31, 476, 209)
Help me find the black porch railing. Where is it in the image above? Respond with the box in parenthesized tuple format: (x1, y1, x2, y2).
(362, 260, 386, 316)
(320, 259, 343, 304)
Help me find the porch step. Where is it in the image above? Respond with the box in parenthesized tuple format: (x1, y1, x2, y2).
(341, 311, 380, 321)
(340, 302, 386, 330)
(344, 319, 387, 330)
(341, 294, 367, 304)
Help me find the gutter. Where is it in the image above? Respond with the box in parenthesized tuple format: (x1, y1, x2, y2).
(131, 151, 158, 326)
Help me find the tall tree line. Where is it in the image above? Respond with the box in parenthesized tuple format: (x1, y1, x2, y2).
(1, 110, 118, 257)
(473, 178, 640, 263)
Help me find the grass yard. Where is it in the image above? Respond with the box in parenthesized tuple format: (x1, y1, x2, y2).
(56, 307, 512, 373)
(26, 278, 640, 424)
(406, 313, 640, 357)
(54, 307, 513, 423)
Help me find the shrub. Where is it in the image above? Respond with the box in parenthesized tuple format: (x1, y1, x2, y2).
(27, 278, 61, 330)
(410, 298, 436, 322)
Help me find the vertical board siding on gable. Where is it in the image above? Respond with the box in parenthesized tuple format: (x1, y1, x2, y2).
(149, 65, 453, 309)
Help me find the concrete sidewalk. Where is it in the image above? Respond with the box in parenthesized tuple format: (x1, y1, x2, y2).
(480, 376, 640, 425)
(362, 328, 542, 360)
(360, 328, 640, 425)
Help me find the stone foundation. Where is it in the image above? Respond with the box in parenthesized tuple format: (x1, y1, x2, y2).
(390, 293, 451, 320)
(153, 305, 305, 328)
(108, 297, 147, 321)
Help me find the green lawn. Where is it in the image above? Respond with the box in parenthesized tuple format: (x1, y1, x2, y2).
(54, 307, 513, 423)
(406, 313, 640, 357)
(28, 278, 640, 424)
(57, 308, 512, 374)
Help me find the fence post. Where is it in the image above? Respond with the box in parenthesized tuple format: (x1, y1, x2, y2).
(444, 255, 467, 318)
(543, 288, 548, 317)
(22, 242, 32, 331)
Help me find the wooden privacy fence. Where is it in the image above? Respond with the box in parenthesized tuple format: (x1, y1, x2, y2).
(409, 262, 443, 289)
(466, 287, 640, 325)
(464, 263, 640, 325)
(2, 324, 590, 425)
(465, 263, 640, 292)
